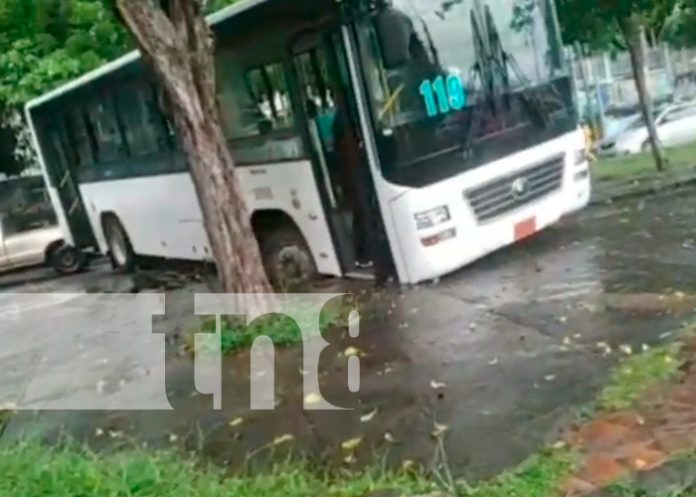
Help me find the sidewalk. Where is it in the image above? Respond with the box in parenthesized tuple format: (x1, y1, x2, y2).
(560, 333, 696, 496)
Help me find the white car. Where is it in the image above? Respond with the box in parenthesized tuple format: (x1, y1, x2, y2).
(597, 102, 696, 156)
(0, 214, 84, 275)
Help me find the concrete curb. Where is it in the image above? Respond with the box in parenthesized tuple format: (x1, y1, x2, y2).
(591, 172, 696, 206)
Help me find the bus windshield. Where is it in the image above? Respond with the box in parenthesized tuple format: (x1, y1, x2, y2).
(357, 0, 577, 187)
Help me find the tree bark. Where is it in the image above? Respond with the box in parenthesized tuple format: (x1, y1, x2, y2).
(114, 0, 273, 294)
(625, 19, 668, 172)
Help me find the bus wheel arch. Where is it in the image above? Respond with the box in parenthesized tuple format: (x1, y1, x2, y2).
(101, 213, 137, 273)
(250, 210, 317, 290)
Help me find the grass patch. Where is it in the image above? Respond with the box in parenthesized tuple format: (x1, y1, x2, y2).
(594, 141, 696, 181)
(189, 294, 372, 355)
(0, 439, 579, 497)
(464, 449, 578, 497)
(596, 342, 683, 412)
(0, 440, 435, 497)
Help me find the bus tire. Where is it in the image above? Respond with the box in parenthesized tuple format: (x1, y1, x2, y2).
(49, 244, 86, 276)
(260, 226, 317, 290)
(103, 216, 136, 273)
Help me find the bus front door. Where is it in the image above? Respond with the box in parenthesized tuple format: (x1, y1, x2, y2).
(291, 31, 376, 277)
(43, 125, 97, 250)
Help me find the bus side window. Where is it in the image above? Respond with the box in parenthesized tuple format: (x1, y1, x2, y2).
(85, 96, 127, 178)
(116, 85, 164, 158)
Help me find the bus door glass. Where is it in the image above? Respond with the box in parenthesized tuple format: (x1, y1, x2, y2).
(42, 121, 96, 249)
(292, 32, 375, 271)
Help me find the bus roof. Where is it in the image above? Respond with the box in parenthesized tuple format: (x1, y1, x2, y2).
(25, 0, 271, 110)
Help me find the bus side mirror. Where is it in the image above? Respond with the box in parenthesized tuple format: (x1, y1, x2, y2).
(374, 8, 413, 70)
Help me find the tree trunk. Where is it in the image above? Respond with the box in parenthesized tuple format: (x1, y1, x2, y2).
(115, 0, 273, 294)
(626, 20, 668, 172)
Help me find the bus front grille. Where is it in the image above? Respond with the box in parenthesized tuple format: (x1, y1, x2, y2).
(464, 155, 565, 223)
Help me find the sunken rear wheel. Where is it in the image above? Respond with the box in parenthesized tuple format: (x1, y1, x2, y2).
(260, 226, 317, 291)
(103, 216, 136, 273)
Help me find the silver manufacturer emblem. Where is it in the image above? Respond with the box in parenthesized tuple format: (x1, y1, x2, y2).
(511, 177, 530, 199)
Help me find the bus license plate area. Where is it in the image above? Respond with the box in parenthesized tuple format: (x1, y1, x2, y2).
(514, 217, 537, 241)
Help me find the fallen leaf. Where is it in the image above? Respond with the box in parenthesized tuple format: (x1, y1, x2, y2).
(383, 366, 394, 374)
(341, 437, 363, 452)
(94, 428, 104, 437)
(272, 434, 294, 446)
(545, 374, 556, 382)
(343, 453, 356, 464)
(558, 316, 568, 323)
(229, 417, 244, 428)
(573, 333, 582, 340)
(360, 408, 378, 423)
(384, 432, 397, 444)
(619, 344, 633, 355)
(642, 344, 650, 352)
(431, 422, 449, 438)
(304, 392, 322, 405)
(108, 430, 123, 439)
(489, 357, 499, 366)
(344, 346, 360, 357)
(634, 458, 647, 470)
(562, 336, 572, 346)
(430, 380, 447, 390)
(169, 434, 178, 443)
(402, 459, 415, 470)
(551, 440, 566, 450)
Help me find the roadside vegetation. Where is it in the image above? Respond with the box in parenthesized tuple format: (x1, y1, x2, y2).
(0, 439, 577, 497)
(594, 141, 696, 182)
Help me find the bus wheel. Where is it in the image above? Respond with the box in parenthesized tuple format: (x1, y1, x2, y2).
(261, 227, 317, 291)
(50, 245, 86, 275)
(103, 216, 136, 273)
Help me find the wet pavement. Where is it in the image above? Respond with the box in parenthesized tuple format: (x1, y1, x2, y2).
(4, 189, 696, 480)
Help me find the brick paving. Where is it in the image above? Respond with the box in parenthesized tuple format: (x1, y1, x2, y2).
(561, 341, 696, 496)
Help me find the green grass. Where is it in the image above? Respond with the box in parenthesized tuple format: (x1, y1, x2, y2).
(596, 342, 684, 412)
(189, 294, 370, 355)
(594, 141, 696, 181)
(0, 439, 580, 497)
(465, 450, 578, 497)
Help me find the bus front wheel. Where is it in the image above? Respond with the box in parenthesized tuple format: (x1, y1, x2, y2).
(103, 216, 136, 273)
(261, 226, 317, 291)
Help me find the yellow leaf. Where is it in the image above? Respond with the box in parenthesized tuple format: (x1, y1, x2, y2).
(384, 432, 397, 443)
(272, 434, 294, 446)
(229, 417, 244, 428)
(341, 437, 363, 452)
(360, 408, 378, 423)
(431, 422, 449, 438)
(430, 380, 447, 390)
(344, 346, 360, 357)
(304, 392, 322, 405)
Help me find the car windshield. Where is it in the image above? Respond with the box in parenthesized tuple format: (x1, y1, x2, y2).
(357, 0, 577, 187)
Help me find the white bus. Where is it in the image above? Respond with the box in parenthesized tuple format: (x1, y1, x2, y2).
(26, 0, 590, 287)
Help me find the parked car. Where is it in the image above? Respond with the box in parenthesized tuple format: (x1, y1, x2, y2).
(0, 213, 84, 275)
(597, 101, 696, 156)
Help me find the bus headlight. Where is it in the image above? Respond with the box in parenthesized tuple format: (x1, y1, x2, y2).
(414, 206, 451, 230)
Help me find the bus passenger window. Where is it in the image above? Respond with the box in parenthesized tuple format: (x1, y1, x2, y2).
(245, 63, 294, 133)
(116, 86, 166, 157)
(85, 98, 124, 164)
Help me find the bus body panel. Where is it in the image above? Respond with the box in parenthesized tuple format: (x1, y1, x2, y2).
(380, 129, 591, 284)
(79, 160, 342, 277)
